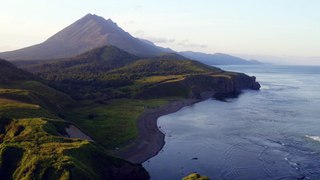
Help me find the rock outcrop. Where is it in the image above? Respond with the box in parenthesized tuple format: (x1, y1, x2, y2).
(184, 73, 260, 99)
(137, 73, 260, 99)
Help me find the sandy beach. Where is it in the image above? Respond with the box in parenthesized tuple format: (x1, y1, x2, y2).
(118, 92, 215, 163)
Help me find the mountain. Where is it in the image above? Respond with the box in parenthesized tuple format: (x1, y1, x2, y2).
(179, 51, 263, 65)
(0, 13, 164, 60)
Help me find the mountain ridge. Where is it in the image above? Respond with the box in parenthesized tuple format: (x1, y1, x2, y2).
(15, 45, 260, 101)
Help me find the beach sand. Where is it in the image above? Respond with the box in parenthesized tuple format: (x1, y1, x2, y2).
(118, 92, 214, 163)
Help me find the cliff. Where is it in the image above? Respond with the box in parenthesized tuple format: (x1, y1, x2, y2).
(136, 73, 260, 99)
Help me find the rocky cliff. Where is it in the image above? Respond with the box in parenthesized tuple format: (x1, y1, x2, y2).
(136, 73, 260, 99)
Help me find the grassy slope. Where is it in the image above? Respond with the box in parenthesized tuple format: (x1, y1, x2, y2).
(0, 78, 148, 179)
(65, 98, 180, 148)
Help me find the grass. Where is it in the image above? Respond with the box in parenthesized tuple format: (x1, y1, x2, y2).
(210, 74, 232, 79)
(0, 80, 149, 179)
(182, 173, 210, 180)
(0, 89, 97, 179)
(0, 81, 74, 118)
(135, 75, 185, 84)
(0, 118, 106, 179)
(0, 98, 54, 119)
(66, 98, 175, 148)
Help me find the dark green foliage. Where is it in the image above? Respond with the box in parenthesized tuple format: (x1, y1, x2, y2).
(135, 81, 190, 98)
(18, 45, 138, 76)
(0, 59, 34, 83)
(17, 46, 224, 100)
(110, 59, 222, 77)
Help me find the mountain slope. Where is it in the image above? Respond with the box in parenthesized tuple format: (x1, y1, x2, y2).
(16, 45, 139, 74)
(0, 59, 149, 180)
(179, 51, 262, 65)
(17, 46, 260, 101)
(0, 59, 34, 83)
(0, 14, 164, 60)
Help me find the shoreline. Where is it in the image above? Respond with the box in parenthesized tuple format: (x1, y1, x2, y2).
(117, 92, 214, 164)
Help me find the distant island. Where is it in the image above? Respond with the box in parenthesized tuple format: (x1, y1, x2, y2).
(179, 51, 263, 65)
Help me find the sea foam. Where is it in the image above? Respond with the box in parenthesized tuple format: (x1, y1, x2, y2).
(305, 135, 320, 142)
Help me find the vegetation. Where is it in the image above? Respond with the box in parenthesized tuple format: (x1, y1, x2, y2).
(0, 61, 149, 179)
(15, 46, 236, 101)
(0, 116, 148, 180)
(66, 98, 178, 148)
(0, 46, 259, 179)
(182, 173, 210, 180)
(10, 45, 259, 149)
(0, 59, 34, 83)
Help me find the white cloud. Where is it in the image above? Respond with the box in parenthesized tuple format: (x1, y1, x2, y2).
(177, 39, 208, 49)
(134, 30, 175, 44)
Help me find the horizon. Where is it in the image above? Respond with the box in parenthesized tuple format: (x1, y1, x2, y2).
(1, 0, 320, 65)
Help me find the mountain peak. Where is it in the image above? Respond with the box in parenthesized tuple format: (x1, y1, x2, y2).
(83, 13, 103, 19)
(78, 13, 115, 26)
(0, 14, 164, 60)
(81, 13, 115, 23)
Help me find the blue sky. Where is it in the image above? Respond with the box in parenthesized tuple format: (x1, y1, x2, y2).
(1, 0, 319, 64)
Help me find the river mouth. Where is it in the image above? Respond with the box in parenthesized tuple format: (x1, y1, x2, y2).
(143, 65, 320, 180)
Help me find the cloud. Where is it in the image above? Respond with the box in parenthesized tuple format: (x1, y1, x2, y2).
(123, 20, 135, 25)
(134, 30, 145, 36)
(147, 37, 175, 44)
(177, 39, 208, 49)
(134, 30, 175, 44)
(133, 31, 207, 49)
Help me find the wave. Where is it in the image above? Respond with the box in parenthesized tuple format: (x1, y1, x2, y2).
(305, 135, 320, 143)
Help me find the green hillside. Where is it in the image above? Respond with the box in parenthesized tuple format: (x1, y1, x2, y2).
(2, 46, 260, 179)
(13, 46, 260, 151)
(17, 46, 251, 101)
(0, 59, 149, 180)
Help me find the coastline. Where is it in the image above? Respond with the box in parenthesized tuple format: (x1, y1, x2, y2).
(117, 92, 214, 164)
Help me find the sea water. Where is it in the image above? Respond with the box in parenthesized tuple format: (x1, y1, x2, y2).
(143, 65, 320, 180)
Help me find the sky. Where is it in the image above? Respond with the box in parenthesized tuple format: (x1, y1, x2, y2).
(0, 0, 320, 65)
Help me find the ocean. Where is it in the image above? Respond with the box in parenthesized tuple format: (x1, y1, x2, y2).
(143, 65, 320, 180)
